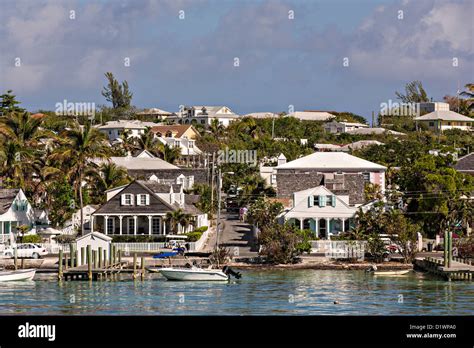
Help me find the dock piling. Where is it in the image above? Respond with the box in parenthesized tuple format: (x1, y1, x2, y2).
(141, 256, 145, 280)
(14, 247, 18, 270)
(87, 245, 92, 280)
(58, 250, 63, 280)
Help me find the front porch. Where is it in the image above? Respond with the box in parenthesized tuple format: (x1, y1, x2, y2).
(91, 214, 195, 236)
(287, 217, 355, 239)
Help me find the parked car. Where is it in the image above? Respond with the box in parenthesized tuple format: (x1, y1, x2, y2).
(2, 243, 48, 259)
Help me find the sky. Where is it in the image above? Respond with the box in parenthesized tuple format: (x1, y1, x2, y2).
(0, 0, 473, 120)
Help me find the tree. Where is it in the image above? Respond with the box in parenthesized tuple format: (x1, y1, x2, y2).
(460, 83, 474, 111)
(395, 81, 429, 103)
(101, 72, 133, 109)
(443, 94, 471, 116)
(247, 198, 283, 230)
(0, 90, 25, 115)
(163, 144, 181, 164)
(166, 209, 192, 234)
(258, 223, 305, 264)
(49, 122, 110, 234)
(86, 162, 130, 204)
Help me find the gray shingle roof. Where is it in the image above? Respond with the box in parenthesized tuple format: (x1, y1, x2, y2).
(0, 189, 19, 215)
(454, 153, 474, 172)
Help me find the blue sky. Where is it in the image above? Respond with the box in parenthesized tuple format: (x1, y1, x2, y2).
(0, 0, 472, 120)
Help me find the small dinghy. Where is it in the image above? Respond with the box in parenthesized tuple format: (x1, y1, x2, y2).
(373, 269, 411, 276)
(0, 269, 36, 281)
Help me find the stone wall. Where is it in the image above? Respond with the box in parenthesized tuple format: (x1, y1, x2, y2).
(276, 169, 366, 204)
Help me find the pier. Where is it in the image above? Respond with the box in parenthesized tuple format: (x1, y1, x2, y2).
(414, 231, 474, 281)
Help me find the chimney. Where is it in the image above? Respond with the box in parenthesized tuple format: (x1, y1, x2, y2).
(277, 153, 287, 166)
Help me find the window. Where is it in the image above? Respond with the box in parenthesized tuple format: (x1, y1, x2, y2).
(152, 218, 161, 234)
(201, 120, 205, 124)
(122, 194, 133, 206)
(189, 141, 194, 148)
(429, 122, 434, 127)
(362, 172, 370, 182)
(326, 195, 333, 206)
(137, 194, 149, 206)
(271, 174, 276, 184)
(107, 217, 114, 234)
(127, 217, 135, 234)
(313, 195, 320, 206)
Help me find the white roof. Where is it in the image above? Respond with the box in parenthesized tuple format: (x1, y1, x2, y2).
(76, 231, 112, 242)
(342, 140, 384, 150)
(276, 152, 386, 170)
(326, 120, 369, 127)
(346, 127, 405, 135)
(415, 110, 474, 122)
(243, 112, 279, 118)
(109, 156, 179, 170)
(97, 120, 161, 130)
(138, 108, 173, 115)
(288, 111, 336, 121)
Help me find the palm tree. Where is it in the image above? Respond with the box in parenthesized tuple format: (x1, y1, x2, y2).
(86, 162, 130, 204)
(460, 83, 474, 111)
(209, 119, 225, 139)
(49, 122, 110, 235)
(165, 209, 192, 234)
(0, 111, 46, 190)
(163, 144, 181, 164)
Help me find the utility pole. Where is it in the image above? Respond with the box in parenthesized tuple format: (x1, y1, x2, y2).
(216, 168, 222, 250)
(271, 114, 275, 139)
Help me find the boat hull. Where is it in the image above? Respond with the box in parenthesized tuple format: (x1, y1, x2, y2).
(0, 269, 36, 281)
(374, 269, 411, 276)
(159, 268, 229, 281)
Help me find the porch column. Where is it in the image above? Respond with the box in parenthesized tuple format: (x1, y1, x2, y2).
(104, 215, 108, 235)
(315, 218, 319, 239)
(90, 216, 94, 232)
(342, 218, 345, 233)
(119, 216, 123, 235)
(148, 215, 152, 235)
(299, 219, 303, 230)
(162, 217, 167, 235)
(326, 218, 330, 238)
(133, 215, 137, 235)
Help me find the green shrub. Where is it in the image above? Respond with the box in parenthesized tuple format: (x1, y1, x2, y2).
(185, 232, 203, 242)
(21, 235, 43, 244)
(296, 229, 313, 254)
(193, 226, 208, 233)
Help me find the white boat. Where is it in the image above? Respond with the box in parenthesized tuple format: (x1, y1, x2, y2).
(159, 267, 229, 281)
(0, 269, 36, 281)
(373, 269, 411, 276)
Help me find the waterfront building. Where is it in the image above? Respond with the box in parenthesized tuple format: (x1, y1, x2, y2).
(280, 186, 357, 239)
(274, 152, 386, 205)
(0, 189, 35, 243)
(417, 102, 450, 115)
(414, 110, 474, 132)
(76, 232, 112, 266)
(91, 180, 208, 237)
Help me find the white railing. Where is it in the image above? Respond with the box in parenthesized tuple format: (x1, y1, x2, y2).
(39, 243, 70, 254)
(310, 240, 367, 260)
(112, 242, 165, 253)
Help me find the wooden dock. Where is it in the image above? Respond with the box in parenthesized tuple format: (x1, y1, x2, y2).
(415, 256, 474, 281)
(62, 262, 128, 281)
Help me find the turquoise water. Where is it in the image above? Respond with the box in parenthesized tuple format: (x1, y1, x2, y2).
(0, 270, 472, 315)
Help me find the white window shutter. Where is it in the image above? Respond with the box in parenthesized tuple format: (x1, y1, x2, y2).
(332, 195, 337, 207)
(121, 194, 125, 205)
(308, 196, 313, 207)
(146, 194, 150, 205)
(136, 194, 140, 206)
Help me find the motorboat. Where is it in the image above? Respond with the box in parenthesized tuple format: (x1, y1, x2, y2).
(159, 265, 241, 281)
(0, 269, 36, 281)
(373, 269, 411, 276)
(159, 266, 230, 281)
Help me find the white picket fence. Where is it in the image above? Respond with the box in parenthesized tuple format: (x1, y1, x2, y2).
(112, 243, 165, 253)
(310, 240, 367, 260)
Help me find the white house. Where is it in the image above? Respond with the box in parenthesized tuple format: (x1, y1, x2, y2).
(69, 205, 98, 233)
(0, 189, 35, 243)
(415, 111, 474, 132)
(280, 186, 357, 239)
(168, 106, 240, 127)
(76, 232, 112, 266)
(97, 120, 162, 142)
(418, 102, 450, 115)
(347, 127, 406, 136)
(324, 121, 369, 134)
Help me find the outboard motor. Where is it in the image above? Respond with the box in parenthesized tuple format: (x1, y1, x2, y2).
(222, 266, 242, 279)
